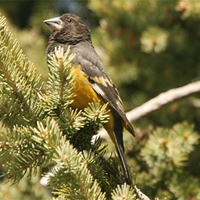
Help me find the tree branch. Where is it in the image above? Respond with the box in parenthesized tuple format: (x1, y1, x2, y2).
(127, 81, 200, 122)
(95, 81, 200, 140)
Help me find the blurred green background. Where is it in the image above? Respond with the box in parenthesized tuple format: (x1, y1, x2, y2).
(1, 0, 200, 199)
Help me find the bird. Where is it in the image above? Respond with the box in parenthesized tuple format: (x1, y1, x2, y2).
(44, 13, 135, 187)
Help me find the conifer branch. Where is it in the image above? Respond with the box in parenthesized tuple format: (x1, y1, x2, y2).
(111, 183, 136, 200)
(0, 15, 44, 125)
(0, 125, 48, 184)
(46, 46, 75, 112)
(32, 118, 106, 200)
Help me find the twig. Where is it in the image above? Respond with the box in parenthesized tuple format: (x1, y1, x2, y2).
(127, 81, 200, 122)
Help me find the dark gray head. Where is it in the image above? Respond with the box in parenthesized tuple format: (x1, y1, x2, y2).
(44, 13, 91, 44)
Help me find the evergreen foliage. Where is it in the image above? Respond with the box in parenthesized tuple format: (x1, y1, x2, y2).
(0, 15, 138, 199)
(1, 1, 200, 199)
(139, 122, 200, 198)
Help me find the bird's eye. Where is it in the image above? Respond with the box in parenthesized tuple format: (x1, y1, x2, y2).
(68, 19, 72, 22)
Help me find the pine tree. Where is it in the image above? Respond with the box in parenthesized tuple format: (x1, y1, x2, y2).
(0, 14, 145, 200)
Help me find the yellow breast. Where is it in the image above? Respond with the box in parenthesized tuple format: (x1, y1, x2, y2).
(69, 64, 117, 142)
(70, 65, 99, 109)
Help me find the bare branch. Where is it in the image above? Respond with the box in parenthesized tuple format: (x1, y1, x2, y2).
(127, 81, 200, 122)
(95, 81, 200, 140)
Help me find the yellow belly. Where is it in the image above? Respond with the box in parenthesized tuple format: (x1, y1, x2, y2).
(70, 65, 99, 109)
(69, 65, 117, 144)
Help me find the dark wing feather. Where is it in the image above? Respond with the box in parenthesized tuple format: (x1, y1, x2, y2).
(70, 41, 134, 136)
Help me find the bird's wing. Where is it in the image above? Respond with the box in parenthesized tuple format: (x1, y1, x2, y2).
(74, 52, 134, 136)
(81, 57, 123, 112)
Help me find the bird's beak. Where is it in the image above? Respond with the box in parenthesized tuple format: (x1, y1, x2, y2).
(43, 16, 63, 31)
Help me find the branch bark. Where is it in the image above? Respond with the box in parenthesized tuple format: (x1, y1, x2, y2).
(127, 81, 200, 122)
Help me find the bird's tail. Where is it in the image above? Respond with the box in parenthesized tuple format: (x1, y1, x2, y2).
(113, 117, 133, 187)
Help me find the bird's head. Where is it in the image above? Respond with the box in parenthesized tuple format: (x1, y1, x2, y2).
(44, 13, 91, 44)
